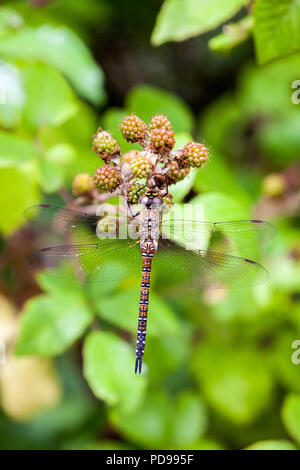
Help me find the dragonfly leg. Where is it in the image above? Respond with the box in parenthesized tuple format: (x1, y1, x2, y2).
(127, 201, 140, 218)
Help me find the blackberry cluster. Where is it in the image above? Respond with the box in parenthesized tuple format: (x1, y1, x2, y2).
(93, 130, 120, 162)
(72, 114, 211, 209)
(183, 141, 209, 168)
(131, 153, 153, 179)
(165, 160, 190, 185)
(150, 126, 175, 154)
(94, 165, 122, 193)
(149, 114, 172, 131)
(121, 114, 148, 143)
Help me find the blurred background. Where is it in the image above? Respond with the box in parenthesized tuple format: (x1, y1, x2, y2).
(0, 0, 300, 450)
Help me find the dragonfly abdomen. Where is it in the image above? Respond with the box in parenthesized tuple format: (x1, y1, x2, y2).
(135, 240, 156, 374)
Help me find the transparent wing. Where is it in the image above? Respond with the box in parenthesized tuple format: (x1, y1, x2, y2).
(24, 204, 100, 228)
(24, 204, 120, 244)
(27, 239, 142, 282)
(160, 218, 277, 252)
(153, 239, 269, 289)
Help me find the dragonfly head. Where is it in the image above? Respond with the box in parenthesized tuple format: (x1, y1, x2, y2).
(140, 189, 162, 208)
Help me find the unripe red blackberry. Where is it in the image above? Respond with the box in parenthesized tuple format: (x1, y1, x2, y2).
(72, 173, 95, 196)
(165, 160, 190, 185)
(131, 152, 153, 179)
(183, 141, 209, 168)
(93, 129, 120, 162)
(149, 114, 172, 131)
(94, 165, 122, 193)
(127, 182, 147, 205)
(150, 126, 175, 154)
(121, 114, 148, 143)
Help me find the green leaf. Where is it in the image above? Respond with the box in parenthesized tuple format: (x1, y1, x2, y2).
(0, 132, 38, 167)
(111, 390, 208, 448)
(0, 7, 24, 35)
(15, 274, 93, 356)
(83, 331, 147, 412)
(246, 440, 298, 450)
(194, 153, 250, 204)
(30, 396, 96, 438)
(0, 61, 24, 128)
(199, 93, 240, 150)
(257, 112, 300, 166)
(40, 103, 98, 151)
(0, 164, 39, 234)
(110, 391, 170, 447)
(282, 394, 300, 443)
(192, 343, 273, 424)
(145, 335, 190, 382)
(254, 0, 300, 64)
(95, 288, 180, 338)
(190, 191, 250, 220)
(0, 25, 105, 104)
(237, 55, 300, 117)
(266, 332, 300, 393)
(186, 439, 225, 450)
(170, 170, 196, 203)
(39, 143, 76, 193)
(39, 103, 98, 178)
(209, 16, 253, 55)
(82, 440, 134, 450)
(22, 63, 78, 132)
(170, 392, 208, 446)
(151, 0, 249, 46)
(126, 85, 193, 134)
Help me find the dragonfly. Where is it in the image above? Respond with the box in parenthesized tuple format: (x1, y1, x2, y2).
(24, 190, 277, 374)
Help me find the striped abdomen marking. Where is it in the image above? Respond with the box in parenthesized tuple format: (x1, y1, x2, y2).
(135, 240, 156, 374)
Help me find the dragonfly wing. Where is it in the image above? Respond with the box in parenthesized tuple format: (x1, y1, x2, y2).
(153, 239, 269, 289)
(27, 239, 141, 282)
(160, 219, 277, 252)
(24, 204, 113, 244)
(24, 204, 99, 226)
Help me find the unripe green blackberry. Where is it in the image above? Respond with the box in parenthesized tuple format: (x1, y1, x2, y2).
(165, 160, 190, 185)
(131, 152, 153, 179)
(72, 173, 95, 196)
(262, 173, 285, 197)
(121, 114, 148, 143)
(93, 129, 120, 162)
(150, 126, 175, 154)
(127, 182, 147, 205)
(149, 114, 172, 131)
(183, 141, 209, 168)
(94, 165, 122, 193)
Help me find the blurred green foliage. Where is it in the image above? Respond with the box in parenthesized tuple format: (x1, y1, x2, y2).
(0, 0, 300, 451)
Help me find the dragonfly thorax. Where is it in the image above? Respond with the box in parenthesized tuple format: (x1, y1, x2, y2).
(139, 207, 160, 251)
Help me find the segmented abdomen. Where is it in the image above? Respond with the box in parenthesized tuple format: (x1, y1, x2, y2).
(135, 240, 156, 374)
